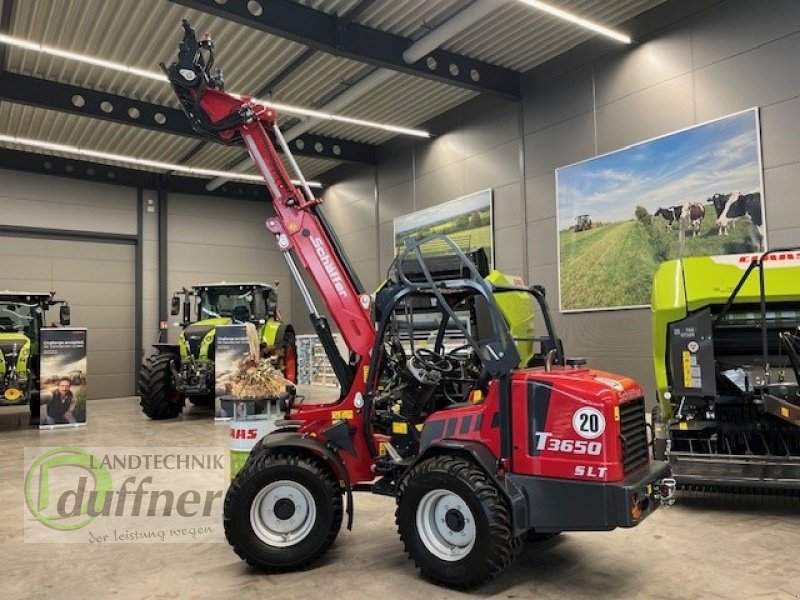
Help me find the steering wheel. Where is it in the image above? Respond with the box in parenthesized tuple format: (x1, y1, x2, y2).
(412, 347, 453, 373)
(446, 343, 475, 363)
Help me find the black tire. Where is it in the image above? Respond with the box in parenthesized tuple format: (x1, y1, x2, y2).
(224, 451, 343, 571)
(396, 455, 522, 589)
(138, 353, 183, 420)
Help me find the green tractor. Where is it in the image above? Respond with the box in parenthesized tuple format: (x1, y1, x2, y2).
(0, 291, 70, 424)
(138, 282, 296, 420)
(575, 214, 592, 232)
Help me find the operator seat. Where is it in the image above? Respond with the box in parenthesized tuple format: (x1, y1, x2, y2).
(0, 316, 16, 332)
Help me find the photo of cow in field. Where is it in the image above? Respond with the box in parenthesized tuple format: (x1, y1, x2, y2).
(710, 191, 764, 250)
(684, 202, 706, 237)
(655, 203, 706, 236)
(710, 192, 737, 235)
(557, 108, 765, 311)
(654, 206, 683, 230)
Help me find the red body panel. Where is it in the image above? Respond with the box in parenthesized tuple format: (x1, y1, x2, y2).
(510, 368, 643, 483)
(419, 367, 645, 485)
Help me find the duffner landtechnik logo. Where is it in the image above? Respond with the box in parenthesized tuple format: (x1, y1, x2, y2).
(24, 447, 226, 543)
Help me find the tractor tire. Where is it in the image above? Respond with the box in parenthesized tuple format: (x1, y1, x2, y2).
(224, 450, 343, 571)
(138, 353, 184, 420)
(396, 455, 522, 589)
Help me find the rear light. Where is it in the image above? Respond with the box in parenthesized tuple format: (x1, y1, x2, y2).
(630, 496, 642, 521)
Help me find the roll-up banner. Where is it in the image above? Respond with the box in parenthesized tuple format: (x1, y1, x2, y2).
(40, 328, 87, 429)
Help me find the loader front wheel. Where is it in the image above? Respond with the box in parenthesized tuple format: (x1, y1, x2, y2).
(224, 451, 343, 571)
(138, 353, 183, 420)
(396, 455, 521, 589)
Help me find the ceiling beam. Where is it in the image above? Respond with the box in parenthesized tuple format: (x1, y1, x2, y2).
(167, 0, 521, 99)
(0, 72, 376, 164)
(0, 147, 270, 200)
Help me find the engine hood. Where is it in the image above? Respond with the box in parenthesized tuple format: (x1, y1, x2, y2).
(514, 366, 643, 406)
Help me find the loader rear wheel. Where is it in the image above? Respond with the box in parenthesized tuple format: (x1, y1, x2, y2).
(138, 353, 183, 420)
(224, 451, 343, 571)
(396, 455, 521, 589)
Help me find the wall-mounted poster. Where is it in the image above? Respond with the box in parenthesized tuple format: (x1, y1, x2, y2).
(556, 108, 765, 312)
(394, 189, 493, 267)
(39, 328, 87, 429)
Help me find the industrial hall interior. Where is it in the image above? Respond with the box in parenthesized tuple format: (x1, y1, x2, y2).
(0, 0, 798, 598)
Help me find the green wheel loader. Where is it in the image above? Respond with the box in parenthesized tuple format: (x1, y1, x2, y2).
(138, 282, 296, 419)
(651, 249, 800, 492)
(0, 291, 70, 424)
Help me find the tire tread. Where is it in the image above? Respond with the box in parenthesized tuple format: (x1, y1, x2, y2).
(138, 353, 183, 420)
(224, 450, 343, 572)
(396, 454, 522, 589)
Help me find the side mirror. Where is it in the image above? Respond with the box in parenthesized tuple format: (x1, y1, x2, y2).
(170, 297, 181, 316)
(59, 305, 71, 326)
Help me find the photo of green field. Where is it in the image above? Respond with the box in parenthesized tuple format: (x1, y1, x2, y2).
(557, 109, 764, 312)
(559, 209, 757, 310)
(394, 190, 493, 264)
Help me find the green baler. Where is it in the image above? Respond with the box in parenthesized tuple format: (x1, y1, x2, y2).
(651, 249, 800, 491)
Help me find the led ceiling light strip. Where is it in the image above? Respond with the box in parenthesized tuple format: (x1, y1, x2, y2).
(0, 133, 323, 188)
(0, 34, 169, 82)
(0, 33, 430, 137)
(516, 0, 632, 44)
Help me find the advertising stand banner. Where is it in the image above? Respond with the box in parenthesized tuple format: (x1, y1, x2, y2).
(214, 324, 252, 420)
(39, 328, 87, 429)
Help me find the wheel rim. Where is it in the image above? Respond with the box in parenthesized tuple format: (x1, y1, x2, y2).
(415, 489, 476, 562)
(250, 480, 316, 547)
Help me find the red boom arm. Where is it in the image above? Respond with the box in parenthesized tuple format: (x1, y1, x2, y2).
(177, 84, 375, 358)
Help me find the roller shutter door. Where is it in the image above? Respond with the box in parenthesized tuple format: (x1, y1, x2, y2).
(0, 236, 135, 399)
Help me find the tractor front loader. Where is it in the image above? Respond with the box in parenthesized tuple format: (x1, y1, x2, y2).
(0, 291, 70, 424)
(160, 21, 673, 589)
(139, 282, 295, 419)
(652, 249, 800, 492)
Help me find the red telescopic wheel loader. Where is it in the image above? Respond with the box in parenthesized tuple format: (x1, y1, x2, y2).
(161, 22, 674, 589)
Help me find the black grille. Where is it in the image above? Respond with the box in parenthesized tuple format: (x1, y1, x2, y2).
(183, 325, 213, 358)
(620, 397, 648, 473)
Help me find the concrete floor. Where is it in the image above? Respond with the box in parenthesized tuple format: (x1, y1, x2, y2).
(1, 396, 799, 600)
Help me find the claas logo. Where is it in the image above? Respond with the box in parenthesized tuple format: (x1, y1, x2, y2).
(229, 428, 258, 440)
(738, 252, 799, 263)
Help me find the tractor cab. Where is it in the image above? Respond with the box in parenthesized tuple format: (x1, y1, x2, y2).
(575, 214, 592, 232)
(172, 282, 279, 325)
